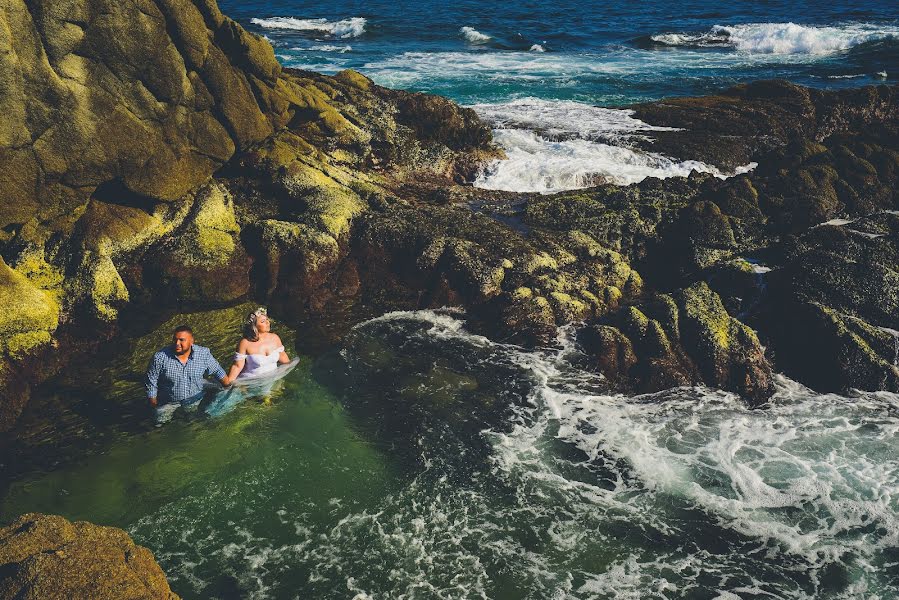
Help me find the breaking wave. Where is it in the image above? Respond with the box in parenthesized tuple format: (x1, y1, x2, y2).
(250, 16, 367, 39)
(460, 26, 491, 43)
(646, 22, 899, 55)
(471, 98, 755, 192)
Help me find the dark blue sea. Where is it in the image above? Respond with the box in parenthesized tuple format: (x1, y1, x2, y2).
(221, 0, 899, 192)
(221, 0, 899, 104)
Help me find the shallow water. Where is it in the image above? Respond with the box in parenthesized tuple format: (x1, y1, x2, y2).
(4, 308, 899, 598)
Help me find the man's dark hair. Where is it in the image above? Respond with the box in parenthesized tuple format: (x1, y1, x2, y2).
(173, 324, 193, 335)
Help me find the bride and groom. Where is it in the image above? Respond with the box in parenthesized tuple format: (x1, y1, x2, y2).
(144, 307, 292, 420)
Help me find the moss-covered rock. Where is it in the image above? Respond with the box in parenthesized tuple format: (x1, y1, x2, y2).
(0, 259, 59, 359)
(145, 183, 251, 305)
(0, 0, 295, 228)
(0, 513, 179, 599)
(582, 283, 773, 403)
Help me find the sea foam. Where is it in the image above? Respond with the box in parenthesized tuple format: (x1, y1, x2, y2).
(251, 16, 367, 39)
(652, 22, 899, 55)
(471, 98, 755, 192)
(460, 26, 491, 43)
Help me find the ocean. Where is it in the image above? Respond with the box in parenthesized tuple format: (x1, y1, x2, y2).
(3, 2, 899, 598)
(220, 0, 899, 192)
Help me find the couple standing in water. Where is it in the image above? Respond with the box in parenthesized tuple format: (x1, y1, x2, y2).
(145, 307, 291, 420)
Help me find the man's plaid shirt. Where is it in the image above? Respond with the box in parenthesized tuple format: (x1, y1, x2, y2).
(145, 345, 226, 405)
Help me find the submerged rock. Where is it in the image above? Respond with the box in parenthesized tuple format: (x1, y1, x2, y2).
(0, 513, 178, 599)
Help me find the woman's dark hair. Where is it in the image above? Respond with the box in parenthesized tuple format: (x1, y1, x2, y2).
(242, 308, 267, 342)
(243, 318, 259, 342)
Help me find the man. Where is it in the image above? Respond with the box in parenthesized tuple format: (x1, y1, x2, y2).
(145, 325, 228, 422)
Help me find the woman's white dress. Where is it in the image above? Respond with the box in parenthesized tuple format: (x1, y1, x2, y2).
(235, 346, 284, 379)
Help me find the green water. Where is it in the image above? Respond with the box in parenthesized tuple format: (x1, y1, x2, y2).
(4, 307, 899, 599)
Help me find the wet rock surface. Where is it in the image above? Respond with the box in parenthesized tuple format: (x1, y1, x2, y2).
(0, 0, 898, 434)
(0, 513, 179, 599)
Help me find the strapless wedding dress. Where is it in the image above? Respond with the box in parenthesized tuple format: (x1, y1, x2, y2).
(235, 346, 284, 378)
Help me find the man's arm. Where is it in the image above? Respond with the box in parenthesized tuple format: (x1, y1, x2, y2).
(145, 353, 162, 407)
(205, 349, 228, 386)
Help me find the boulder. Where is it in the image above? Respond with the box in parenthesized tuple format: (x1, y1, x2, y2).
(582, 283, 774, 404)
(0, 513, 178, 600)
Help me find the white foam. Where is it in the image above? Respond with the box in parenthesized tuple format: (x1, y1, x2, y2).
(474, 129, 755, 193)
(470, 97, 681, 140)
(291, 44, 353, 53)
(468, 97, 757, 192)
(460, 26, 491, 43)
(654, 22, 899, 55)
(820, 217, 855, 226)
(363, 51, 635, 90)
(361, 311, 899, 592)
(127, 308, 899, 597)
(251, 16, 367, 39)
(530, 44, 546, 52)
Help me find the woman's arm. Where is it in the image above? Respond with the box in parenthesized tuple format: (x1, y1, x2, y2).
(273, 334, 290, 364)
(224, 339, 249, 384)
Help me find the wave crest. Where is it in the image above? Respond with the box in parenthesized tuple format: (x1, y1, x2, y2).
(460, 26, 491, 43)
(649, 22, 899, 55)
(470, 98, 756, 193)
(251, 16, 367, 39)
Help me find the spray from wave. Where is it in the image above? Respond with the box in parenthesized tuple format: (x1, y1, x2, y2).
(471, 98, 755, 192)
(649, 22, 899, 55)
(251, 16, 367, 39)
(460, 26, 491, 43)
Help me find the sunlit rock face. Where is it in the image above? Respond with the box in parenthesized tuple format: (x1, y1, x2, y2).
(0, 512, 180, 600)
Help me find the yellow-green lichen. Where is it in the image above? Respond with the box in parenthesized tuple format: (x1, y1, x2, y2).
(178, 183, 241, 267)
(525, 252, 558, 274)
(334, 69, 373, 91)
(87, 254, 130, 321)
(603, 286, 623, 305)
(549, 292, 589, 322)
(512, 287, 533, 300)
(12, 249, 64, 292)
(6, 331, 53, 359)
(0, 258, 60, 357)
(623, 306, 650, 337)
(679, 282, 731, 350)
(579, 290, 600, 308)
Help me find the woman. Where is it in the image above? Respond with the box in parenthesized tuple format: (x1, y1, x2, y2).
(223, 307, 291, 384)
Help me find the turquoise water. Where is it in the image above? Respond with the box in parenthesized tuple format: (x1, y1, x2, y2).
(4, 309, 899, 598)
(221, 0, 899, 105)
(218, 0, 899, 193)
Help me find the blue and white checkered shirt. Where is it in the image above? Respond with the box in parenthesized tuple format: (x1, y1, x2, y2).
(145, 344, 226, 406)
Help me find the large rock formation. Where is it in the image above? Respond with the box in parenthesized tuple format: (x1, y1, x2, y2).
(0, 0, 497, 430)
(0, 513, 178, 599)
(2, 0, 898, 433)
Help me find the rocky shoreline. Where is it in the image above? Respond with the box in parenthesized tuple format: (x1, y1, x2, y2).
(2, 0, 898, 430)
(1, 0, 898, 590)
